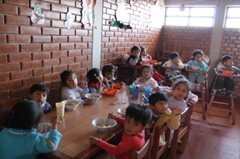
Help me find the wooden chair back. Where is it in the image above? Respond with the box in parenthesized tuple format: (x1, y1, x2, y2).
(132, 136, 151, 159)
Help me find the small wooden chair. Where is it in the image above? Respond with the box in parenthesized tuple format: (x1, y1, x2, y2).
(151, 124, 171, 159)
(132, 136, 151, 159)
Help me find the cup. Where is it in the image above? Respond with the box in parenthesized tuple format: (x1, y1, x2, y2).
(144, 86, 151, 103)
(132, 87, 139, 99)
(56, 101, 66, 120)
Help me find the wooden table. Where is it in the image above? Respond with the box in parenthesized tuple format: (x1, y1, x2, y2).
(43, 90, 129, 159)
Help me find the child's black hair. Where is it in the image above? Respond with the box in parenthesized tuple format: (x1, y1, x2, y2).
(131, 45, 141, 53)
(170, 52, 180, 60)
(221, 55, 232, 63)
(87, 68, 101, 83)
(125, 103, 152, 126)
(192, 49, 204, 58)
(102, 64, 117, 77)
(29, 83, 49, 95)
(60, 70, 76, 86)
(5, 100, 43, 129)
(172, 77, 191, 98)
(141, 64, 153, 74)
(140, 46, 146, 52)
(148, 92, 168, 106)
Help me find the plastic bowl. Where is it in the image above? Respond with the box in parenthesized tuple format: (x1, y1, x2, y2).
(92, 118, 117, 132)
(64, 99, 83, 111)
(117, 107, 126, 116)
(102, 88, 119, 96)
(84, 93, 102, 105)
(37, 122, 52, 135)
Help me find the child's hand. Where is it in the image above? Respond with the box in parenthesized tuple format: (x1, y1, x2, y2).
(108, 112, 117, 119)
(52, 118, 61, 130)
(79, 81, 88, 88)
(89, 136, 100, 145)
(139, 78, 145, 83)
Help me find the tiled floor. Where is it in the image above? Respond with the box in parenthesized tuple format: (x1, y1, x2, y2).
(177, 102, 240, 159)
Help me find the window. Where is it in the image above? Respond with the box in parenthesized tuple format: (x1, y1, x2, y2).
(225, 7, 240, 28)
(165, 7, 215, 27)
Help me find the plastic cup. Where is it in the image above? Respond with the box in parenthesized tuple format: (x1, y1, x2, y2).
(56, 101, 66, 120)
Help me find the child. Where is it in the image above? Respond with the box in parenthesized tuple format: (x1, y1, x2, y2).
(162, 52, 185, 82)
(29, 83, 52, 113)
(89, 104, 152, 159)
(140, 46, 152, 62)
(87, 68, 109, 93)
(60, 70, 88, 100)
(133, 65, 158, 90)
(102, 64, 117, 86)
(215, 55, 240, 94)
(148, 92, 180, 145)
(186, 49, 208, 84)
(0, 100, 62, 159)
(127, 45, 142, 66)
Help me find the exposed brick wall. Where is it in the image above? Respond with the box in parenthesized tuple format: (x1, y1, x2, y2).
(220, 28, 240, 95)
(101, 0, 161, 65)
(0, 0, 92, 108)
(159, 26, 212, 61)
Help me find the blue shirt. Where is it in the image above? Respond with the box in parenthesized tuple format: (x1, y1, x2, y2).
(0, 128, 62, 159)
(186, 60, 208, 71)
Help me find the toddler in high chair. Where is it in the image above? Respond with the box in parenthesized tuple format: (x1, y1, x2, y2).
(87, 68, 109, 93)
(148, 92, 180, 146)
(89, 104, 152, 159)
(0, 100, 62, 159)
(163, 52, 185, 82)
(186, 49, 208, 84)
(29, 83, 52, 113)
(140, 46, 152, 62)
(102, 64, 118, 86)
(60, 70, 88, 100)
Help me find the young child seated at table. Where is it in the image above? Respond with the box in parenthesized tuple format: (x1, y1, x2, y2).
(215, 55, 240, 95)
(133, 64, 158, 90)
(60, 70, 88, 100)
(102, 64, 118, 86)
(140, 46, 152, 62)
(186, 49, 208, 84)
(87, 68, 109, 93)
(29, 83, 52, 113)
(89, 104, 152, 159)
(0, 100, 62, 159)
(127, 45, 142, 66)
(148, 92, 180, 145)
(162, 52, 185, 82)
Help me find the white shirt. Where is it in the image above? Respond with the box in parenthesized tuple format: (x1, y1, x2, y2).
(133, 77, 158, 90)
(61, 86, 88, 101)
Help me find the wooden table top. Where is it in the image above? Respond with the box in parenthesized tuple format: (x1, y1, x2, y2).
(43, 89, 130, 159)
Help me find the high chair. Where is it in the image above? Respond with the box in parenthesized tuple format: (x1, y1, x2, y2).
(131, 135, 151, 159)
(162, 42, 180, 61)
(206, 68, 239, 125)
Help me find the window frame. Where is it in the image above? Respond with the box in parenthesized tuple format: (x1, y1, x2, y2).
(224, 6, 240, 29)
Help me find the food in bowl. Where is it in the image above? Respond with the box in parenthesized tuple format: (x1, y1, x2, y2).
(64, 99, 83, 111)
(102, 88, 119, 96)
(92, 118, 117, 132)
(112, 83, 123, 90)
(84, 93, 102, 105)
(37, 122, 52, 137)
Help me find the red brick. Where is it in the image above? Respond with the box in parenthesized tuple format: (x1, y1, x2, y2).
(76, 30, 88, 36)
(43, 43, 59, 51)
(0, 15, 4, 24)
(9, 52, 31, 62)
(32, 19, 51, 27)
(0, 44, 19, 53)
(0, 90, 10, 100)
(60, 13, 66, 20)
(19, 7, 32, 16)
(68, 50, 81, 56)
(22, 60, 42, 69)
(22, 76, 43, 87)
(61, 29, 75, 35)
(68, 7, 80, 15)
(43, 27, 59, 35)
(75, 43, 88, 49)
(11, 70, 32, 80)
(52, 50, 67, 58)
(75, 55, 87, 62)
(0, 25, 18, 34)
(0, 35, 6, 43)
(10, 88, 28, 99)
(0, 72, 10, 81)
(43, 73, 59, 82)
(52, 4, 68, 12)
(43, 11, 60, 19)
(31, 0, 50, 10)
(33, 67, 52, 76)
(0, 54, 7, 63)
(32, 52, 51, 60)
(8, 35, 31, 43)
(44, 0, 59, 3)
(69, 36, 81, 42)
(0, 80, 22, 90)
(69, 63, 81, 70)
(82, 36, 92, 42)
(81, 61, 91, 68)
(52, 20, 65, 28)
(32, 35, 51, 43)
(20, 26, 41, 35)
(5, 0, 29, 6)
(52, 36, 67, 42)
(60, 57, 74, 64)
(21, 43, 41, 52)
(43, 58, 60, 66)
(60, 0, 75, 6)
(52, 65, 68, 72)
(0, 4, 18, 15)
(61, 43, 75, 50)
(6, 15, 30, 25)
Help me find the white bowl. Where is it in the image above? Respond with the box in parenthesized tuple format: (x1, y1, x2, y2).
(84, 93, 102, 105)
(117, 107, 126, 116)
(64, 99, 83, 111)
(37, 122, 52, 137)
(92, 118, 117, 132)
